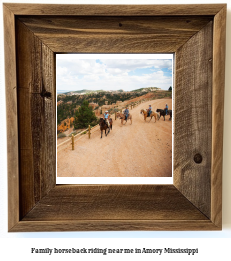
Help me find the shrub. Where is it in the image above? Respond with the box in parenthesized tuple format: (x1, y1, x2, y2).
(69, 131, 77, 137)
(57, 133, 67, 138)
(74, 100, 98, 129)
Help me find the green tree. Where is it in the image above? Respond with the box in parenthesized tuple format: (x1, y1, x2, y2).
(168, 86, 172, 91)
(74, 100, 98, 129)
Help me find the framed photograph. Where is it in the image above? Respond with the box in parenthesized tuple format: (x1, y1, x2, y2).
(56, 53, 173, 185)
(4, 3, 226, 231)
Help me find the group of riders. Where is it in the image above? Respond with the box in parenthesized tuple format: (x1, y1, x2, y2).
(103, 103, 169, 127)
(146, 103, 169, 116)
(103, 106, 130, 128)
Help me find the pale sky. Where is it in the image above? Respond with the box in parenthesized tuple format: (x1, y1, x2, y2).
(56, 54, 173, 92)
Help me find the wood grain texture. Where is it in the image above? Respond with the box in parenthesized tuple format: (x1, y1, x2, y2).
(3, 4, 19, 231)
(174, 22, 213, 218)
(18, 16, 213, 53)
(22, 185, 207, 221)
(3, 3, 225, 16)
(16, 19, 56, 219)
(211, 5, 226, 228)
(16, 185, 218, 231)
(16, 20, 37, 218)
(4, 3, 226, 231)
(11, 220, 219, 232)
(19, 16, 213, 34)
(40, 45, 56, 198)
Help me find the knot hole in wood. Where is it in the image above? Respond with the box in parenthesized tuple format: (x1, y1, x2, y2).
(40, 88, 52, 99)
(194, 153, 203, 164)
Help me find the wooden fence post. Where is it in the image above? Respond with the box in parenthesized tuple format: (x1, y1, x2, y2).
(72, 134, 74, 150)
(88, 125, 91, 139)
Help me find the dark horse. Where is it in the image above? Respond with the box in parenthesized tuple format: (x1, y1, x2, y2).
(156, 109, 172, 121)
(99, 118, 112, 138)
(168, 110, 172, 121)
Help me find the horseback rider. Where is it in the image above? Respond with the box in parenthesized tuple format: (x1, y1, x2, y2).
(103, 111, 110, 128)
(147, 105, 152, 117)
(124, 107, 129, 121)
(164, 103, 168, 115)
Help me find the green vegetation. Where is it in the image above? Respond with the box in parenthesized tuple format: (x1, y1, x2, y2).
(57, 103, 75, 125)
(132, 87, 159, 92)
(74, 100, 98, 129)
(57, 88, 172, 127)
(57, 90, 147, 124)
(57, 133, 67, 138)
(69, 131, 77, 137)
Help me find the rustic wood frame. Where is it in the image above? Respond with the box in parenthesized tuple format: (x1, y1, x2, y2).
(4, 4, 226, 232)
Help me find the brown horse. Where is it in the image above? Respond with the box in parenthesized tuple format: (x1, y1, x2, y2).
(116, 112, 132, 125)
(99, 117, 112, 138)
(140, 109, 160, 123)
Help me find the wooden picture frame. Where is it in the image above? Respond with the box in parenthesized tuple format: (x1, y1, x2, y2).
(4, 3, 226, 232)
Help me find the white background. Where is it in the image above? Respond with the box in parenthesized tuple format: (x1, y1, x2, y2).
(0, 0, 231, 260)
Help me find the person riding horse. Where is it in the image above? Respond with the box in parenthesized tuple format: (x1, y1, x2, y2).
(103, 111, 110, 128)
(147, 105, 152, 117)
(164, 103, 168, 116)
(124, 107, 129, 121)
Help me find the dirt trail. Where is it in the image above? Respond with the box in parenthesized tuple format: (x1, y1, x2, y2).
(57, 98, 172, 177)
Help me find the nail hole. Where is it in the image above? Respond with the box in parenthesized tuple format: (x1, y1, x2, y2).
(119, 23, 122, 27)
(194, 153, 202, 164)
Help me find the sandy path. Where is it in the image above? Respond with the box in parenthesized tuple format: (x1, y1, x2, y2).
(57, 98, 172, 177)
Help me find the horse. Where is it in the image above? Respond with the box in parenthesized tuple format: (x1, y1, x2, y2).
(156, 109, 166, 121)
(156, 109, 172, 121)
(163, 109, 172, 121)
(140, 109, 160, 123)
(99, 117, 112, 138)
(116, 112, 132, 125)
